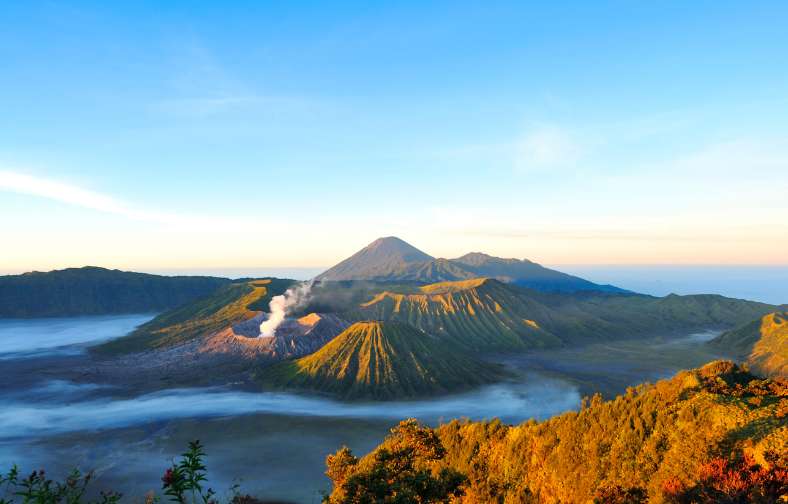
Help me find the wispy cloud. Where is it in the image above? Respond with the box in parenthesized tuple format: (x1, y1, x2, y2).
(154, 94, 316, 118)
(514, 126, 578, 170)
(0, 170, 249, 229)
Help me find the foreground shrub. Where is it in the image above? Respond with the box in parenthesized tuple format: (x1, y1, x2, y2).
(661, 452, 787, 503)
(324, 419, 467, 503)
(1, 441, 257, 504)
(0, 466, 121, 504)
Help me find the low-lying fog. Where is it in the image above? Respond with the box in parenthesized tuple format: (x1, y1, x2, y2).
(0, 315, 727, 503)
(0, 314, 153, 358)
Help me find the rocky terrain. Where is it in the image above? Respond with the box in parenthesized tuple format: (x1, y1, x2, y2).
(81, 311, 350, 391)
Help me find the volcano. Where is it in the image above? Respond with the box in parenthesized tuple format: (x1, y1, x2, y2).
(232, 312, 350, 360)
(316, 236, 627, 293)
(260, 321, 506, 399)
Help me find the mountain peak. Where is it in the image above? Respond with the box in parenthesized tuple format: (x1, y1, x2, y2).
(316, 238, 626, 294)
(453, 252, 531, 266)
(364, 237, 430, 258)
(316, 237, 433, 281)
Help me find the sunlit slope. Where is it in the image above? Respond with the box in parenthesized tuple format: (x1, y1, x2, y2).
(261, 321, 505, 399)
(349, 278, 563, 351)
(711, 311, 788, 377)
(331, 360, 788, 502)
(561, 292, 779, 334)
(94, 278, 295, 355)
(347, 278, 778, 351)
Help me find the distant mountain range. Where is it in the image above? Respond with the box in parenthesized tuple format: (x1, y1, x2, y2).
(315, 236, 626, 293)
(0, 266, 232, 318)
(6, 239, 784, 400)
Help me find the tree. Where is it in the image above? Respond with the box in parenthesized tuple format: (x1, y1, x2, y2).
(324, 419, 467, 503)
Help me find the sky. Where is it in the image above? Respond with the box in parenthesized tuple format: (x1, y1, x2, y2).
(1, 1, 787, 274)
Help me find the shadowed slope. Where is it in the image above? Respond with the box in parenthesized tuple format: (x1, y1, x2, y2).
(452, 252, 626, 293)
(260, 321, 506, 399)
(711, 311, 788, 377)
(0, 266, 231, 318)
(315, 237, 435, 281)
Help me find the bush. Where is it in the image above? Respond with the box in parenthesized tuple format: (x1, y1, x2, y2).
(0, 466, 121, 504)
(0, 441, 254, 504)
(324, 419, 468, 503)
(661, 453, 787, 503)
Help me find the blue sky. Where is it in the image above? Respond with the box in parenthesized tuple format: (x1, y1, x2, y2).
(1, 1, 787, 272)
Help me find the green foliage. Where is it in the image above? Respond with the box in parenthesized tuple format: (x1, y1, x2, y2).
(1, 441, 259, 504)
(161, 441, 216, 504)
(324, 419, 467, 503)
(261, 321, 506, 400)
(0, 266, 230, 318)
(0, 465, 121, 504)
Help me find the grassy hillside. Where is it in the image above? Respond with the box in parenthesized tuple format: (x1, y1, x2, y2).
(348, 278, 563, 351)
(260, 321, 506, 399)
(0, 266, 231, 318)
(93, 278, 295, 355)
(326, 360, 788, 503)
(90, 274, 776, 359)
(548, 290, 778, 335)
(711, 311, 788, 377)
(346, 278, 777, 352)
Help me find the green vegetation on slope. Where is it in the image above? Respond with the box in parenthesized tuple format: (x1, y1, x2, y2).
(326, 360, 788, 503)
(260, 321, 506, 400)
(546, 290, 779, 336)
(346, 278, 777, 352)
(711, 311, 788, 377)
(348, 278, 563, 351)
(0, 266, 231, 318)
(93, 278, 295, 355)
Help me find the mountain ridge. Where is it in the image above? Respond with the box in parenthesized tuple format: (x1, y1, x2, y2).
(259, 320, 506, 399)
(316, 236, 627, 293)
(344, 277, 777, 351)
(0, 266, 232, 318)
(93, 278, 295, 355)
(710, 311, 788, 377)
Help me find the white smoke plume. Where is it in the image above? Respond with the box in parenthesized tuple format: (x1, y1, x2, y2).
(258, 280, 313, 337)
